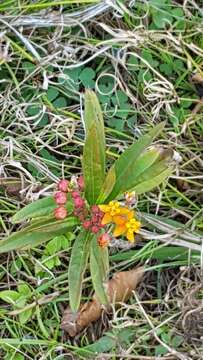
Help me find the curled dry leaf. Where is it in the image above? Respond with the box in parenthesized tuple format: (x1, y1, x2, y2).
(61, 266, 144, 336)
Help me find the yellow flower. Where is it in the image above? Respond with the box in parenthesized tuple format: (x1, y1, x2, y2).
(113, 213, 141, 242)
(99, 201, 141, 242)
(99, 201, 122, 225)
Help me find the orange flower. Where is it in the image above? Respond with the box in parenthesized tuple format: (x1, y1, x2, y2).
(99, 201, 122, 225)
(99, 201, 141, 242)
(113, 212, 141, 242)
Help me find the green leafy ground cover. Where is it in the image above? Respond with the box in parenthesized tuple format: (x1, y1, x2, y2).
(0, 0, 203, 359)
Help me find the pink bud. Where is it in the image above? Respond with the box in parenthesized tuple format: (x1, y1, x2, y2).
(91, 225, 100, 234)
(92, 215, 99, 224)
(57, 179, 69, 192)
(83, 220, 91, 229)
(78, 175, 84, 190)
(54, 206, 67, 220)
(54, 191, 67, 205)
(71, 191, 81, 199)
(91, 205, 100, 213)
(98, 210, 104, 218)
(73, 197, 85, 208)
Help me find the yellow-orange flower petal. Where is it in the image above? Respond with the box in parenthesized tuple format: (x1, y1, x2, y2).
(119, 207, 131, 215)
(99, 204, 110, 213)
(101, 212, 112, 225)
(125, 209, 134, 219)
(113, 215, 127, 225)
(126, 230, 135, 242)
(113, 224, 126, 237)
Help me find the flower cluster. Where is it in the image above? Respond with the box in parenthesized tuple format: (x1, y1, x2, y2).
(99, 201, 141, 242)
(54, 178, 140, 247)
(54, 177, 107, 239)
(54, 176, 84, 220)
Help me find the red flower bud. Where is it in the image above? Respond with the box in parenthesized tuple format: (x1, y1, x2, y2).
(73, 197, 85, 208)
(98, 233, 110, 248)
(78, 175, 84, 190)
(54, 206, 67, 220)
(57, 179, 69, 192)
(91, 225, 100, 234)
(92, 215, 99, 224)
(71, 191, 81, 199)
(91, 205, 100, 214)
(83, 220, 91, 229)
(54, 191, 67, 205)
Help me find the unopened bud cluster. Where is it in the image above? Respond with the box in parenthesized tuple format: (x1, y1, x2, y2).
(53, 176, 110, 247)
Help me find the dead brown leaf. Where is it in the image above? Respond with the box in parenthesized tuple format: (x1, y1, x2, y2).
(61, 266, 144, 336)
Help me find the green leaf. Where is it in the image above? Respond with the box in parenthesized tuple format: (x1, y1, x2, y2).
(53, 97, 67, 108)
(47, 86, 59, 101)
(172, 335, 184, 347)
(43, 257, 56, 270)
(83, 89, 105, 141)
(0, 217, 78, 253)
(19, 309, 33, 325)
(83, 90, 106, 204)
(83, 125, 106, 204)
(172, 7, 184, 18)
(151, 7, 173, 29)
(79, 68, 95, 88)
(45, 238, 59, 255)
(90, 237, 109, 305)
(12, 196, 56, 223)
(133, 167, 172, 194)
(0, 290, 20, 304)
(22, 61, 36, 74)
(12, 195, 74, 224)
(155, 344, 168, 356)
(127, 148, 173, 192)
(97, 166, 116, 204)
(68, 230, 91, 312)
(160, 63, 173, 76)
(118, 147, 162, 195)
(76, 328, 133, 357)
(103, 122, 166, 202)
(17, 283, 32, 298)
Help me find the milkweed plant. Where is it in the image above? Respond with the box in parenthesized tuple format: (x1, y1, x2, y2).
(1, 90, 174, 312)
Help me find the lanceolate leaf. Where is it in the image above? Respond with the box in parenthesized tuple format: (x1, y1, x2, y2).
(83, 89, 105, 139)
(83, 125, 105, 204)
(96, 166, 116, 204)
(83, 90, 106, 204)
(68, 230, 91, 312)
(101, 122, 165, 202)
(12, 195, 74, 224)
(90, 237, 109, 305)
(129, 149, 173, 194)
(12, 196, 56, 223)
(133, 167, 172, 194)
(0, 217, 77, 253)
